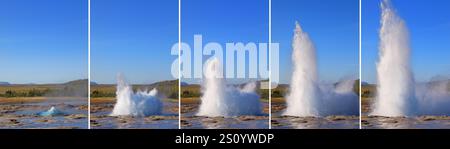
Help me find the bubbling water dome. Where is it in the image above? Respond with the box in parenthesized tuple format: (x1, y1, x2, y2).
(371, 0, 417, 117)
(196, 58, 262, 117)
(110, 74, 163, 117)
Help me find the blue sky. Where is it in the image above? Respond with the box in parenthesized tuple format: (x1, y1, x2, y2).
(91, 0, 178, 84)
(362, 0, 450, 83)
(273, 0, 359, 84)
(181, 0, 269, 84)
(0, 0, 88, 84)
(4, 0, 446, 85)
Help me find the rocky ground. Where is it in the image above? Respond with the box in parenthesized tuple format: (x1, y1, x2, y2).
(362, 115, 450, 129)
(271, 102, 359, 129)
(180, 101, 269, 129)
(0, 98, 88, 129)
(361, 97, 450, 129)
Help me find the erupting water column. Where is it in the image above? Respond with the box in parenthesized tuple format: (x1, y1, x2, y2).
(197, 58, 262, 117)
(197, 58, 227, 116)
(372, 0, 417, 116)
(283, 21, 321, 117)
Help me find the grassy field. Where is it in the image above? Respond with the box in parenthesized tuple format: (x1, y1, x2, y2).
(0, 85, 54, 96)
(0, 79, 88, 98)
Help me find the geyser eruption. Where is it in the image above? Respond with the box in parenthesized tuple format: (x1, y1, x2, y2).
(283, 22, 359, 117)
(196, 58, 262, 117)
(110, 74, 162, 116)
(371, 0, 417, 116)
(283, 21, 321, 117)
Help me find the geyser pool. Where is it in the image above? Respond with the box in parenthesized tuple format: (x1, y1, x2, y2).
(196, 58, 262, 117)
(283, 22, 359, 117)
(110, 75, 162, 117)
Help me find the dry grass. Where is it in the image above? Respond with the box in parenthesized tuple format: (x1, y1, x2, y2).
(271, 97, 285, 103)
(90, 85, 116, 93)
(90, 97, 115, 103)
(0, 85, 57, 94)
(0, 97, 47, 104)
(0, 96, 86, 104)
(181, 97, 200, 104)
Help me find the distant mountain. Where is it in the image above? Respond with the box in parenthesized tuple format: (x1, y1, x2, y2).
(147, 79, 177, 87)
(0, 82, 10, 85)
(180, 82, 189, 86)
(45, 79, 88, 97)
(63, 79, 88, 86)
(361, 81, 370, 86)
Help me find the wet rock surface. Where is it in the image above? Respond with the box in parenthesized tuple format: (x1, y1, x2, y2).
(0, 99, 88, 129)
(362, 115, 450, 129)
(180, 102, 269, 129)
(270, 103, 359, 129)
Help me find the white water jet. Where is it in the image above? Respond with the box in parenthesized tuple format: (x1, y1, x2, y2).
(371, 0, 417, 116)
(110, 74, 162, 117)
(196, 58, 262, 117)
(283, 22, 359, 117)
(283, 21, 321, 117)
